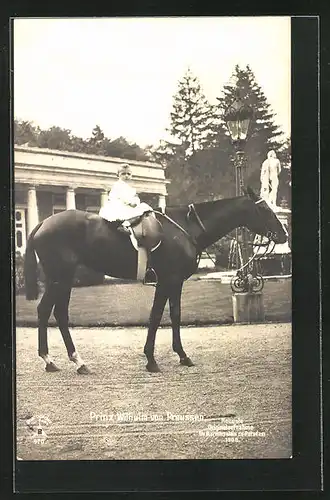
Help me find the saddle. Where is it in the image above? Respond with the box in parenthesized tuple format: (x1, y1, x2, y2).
(122, 212, 163, 281)
(130, 212, 162, 249)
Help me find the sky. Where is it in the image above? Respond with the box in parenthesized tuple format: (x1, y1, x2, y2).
(13, 17, 291, 148)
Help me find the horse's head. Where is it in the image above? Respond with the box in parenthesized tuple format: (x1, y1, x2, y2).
(242, 186, 288, 244)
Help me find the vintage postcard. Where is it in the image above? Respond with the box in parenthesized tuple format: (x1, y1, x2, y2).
(14, 16, 293, 465)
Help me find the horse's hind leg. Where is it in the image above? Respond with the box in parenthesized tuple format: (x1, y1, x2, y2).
(169, 280, 194, 367)
(53, 277, 91, 375)
(37, 280, 60, 372)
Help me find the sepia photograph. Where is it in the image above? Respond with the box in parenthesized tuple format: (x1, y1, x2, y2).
(14, 16, 292, 461)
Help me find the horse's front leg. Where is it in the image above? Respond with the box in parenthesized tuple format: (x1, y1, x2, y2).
(169, 281, 194, 367)
(144, 283, 168, 373)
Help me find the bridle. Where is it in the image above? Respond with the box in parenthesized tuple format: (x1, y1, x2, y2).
(155, 199, 278, 272)
(186, 200, 277, 271)
(252, 198, 277, 255)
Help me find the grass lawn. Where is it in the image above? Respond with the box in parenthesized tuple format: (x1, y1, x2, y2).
(15, 277, 291, 327)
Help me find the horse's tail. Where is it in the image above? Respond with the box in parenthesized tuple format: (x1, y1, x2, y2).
(24, 222, 43, 300)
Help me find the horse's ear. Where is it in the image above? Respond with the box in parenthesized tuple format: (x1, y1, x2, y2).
(245, 185, 260, 202)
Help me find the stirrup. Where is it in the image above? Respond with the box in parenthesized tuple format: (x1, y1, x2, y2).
(143, 268, 158, 286)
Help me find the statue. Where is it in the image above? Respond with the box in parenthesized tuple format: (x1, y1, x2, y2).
(260, 150, 281, 208)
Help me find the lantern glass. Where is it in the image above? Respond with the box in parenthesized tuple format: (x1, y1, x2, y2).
(224, 99, 253, 143)
(226, 120, 239, 141)
(238, 117, 251, 140)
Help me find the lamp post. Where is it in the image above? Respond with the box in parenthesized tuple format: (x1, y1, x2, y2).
(223, 98, 253, 198)
(223, 97, 265, 322)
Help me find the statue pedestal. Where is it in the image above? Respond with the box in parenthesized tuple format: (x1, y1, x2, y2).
(232, 292, 265, 324)
(273, 205, 291, 216)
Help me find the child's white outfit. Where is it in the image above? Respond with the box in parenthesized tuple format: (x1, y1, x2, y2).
(99, 179, 152, 222)
(98, 178, 158, 285)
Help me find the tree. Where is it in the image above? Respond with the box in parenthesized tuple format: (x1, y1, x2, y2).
(68, 135, 90, 153)
(36, 126, 74, 150)
(277, 136, 291, 168)
(87, 125, 106, 154)
(187, 147, 236, 201)
(90, 124, 105, 143)
(14, 120, 39, 146)
(162, 144, 191, 205)
(160, 68, 217, 160)
(216, 65, 286, 190)
(185, 109, 235, 201)
(84, 126, 150, 160)
(102, 136, 149, 161)
(152, 68, 234, 205)
(277, 136, 291, 207)
(14, 119, 152, 162)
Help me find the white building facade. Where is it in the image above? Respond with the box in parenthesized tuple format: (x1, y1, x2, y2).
(14, 146, 169, 256)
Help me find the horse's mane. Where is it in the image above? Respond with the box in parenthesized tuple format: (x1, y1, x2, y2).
(158, 195, 243, 216)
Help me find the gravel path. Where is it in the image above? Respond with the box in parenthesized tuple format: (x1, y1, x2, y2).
(16, 323, 291, 460)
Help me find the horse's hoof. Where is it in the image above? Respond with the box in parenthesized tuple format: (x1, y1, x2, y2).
(77, 364, 91, 375)
(180, 357, 194, 367)
(45, 362, 60, 372)
(146, 362, 161, 373)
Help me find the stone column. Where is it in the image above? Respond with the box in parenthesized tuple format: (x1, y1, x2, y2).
(158, 194, 166, 211)
(66, 186, 76, 210)
(100, 189, 108, 208)
(27, 185, 39, 236)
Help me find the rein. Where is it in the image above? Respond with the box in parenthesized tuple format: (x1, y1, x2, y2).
(154, 210, 199, 249)
(154, 209, 202, 270)
(231, 238, 274, 273)
(155, 198, 277, 273)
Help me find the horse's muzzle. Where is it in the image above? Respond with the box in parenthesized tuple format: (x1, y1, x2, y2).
(267, 231, 287, 244)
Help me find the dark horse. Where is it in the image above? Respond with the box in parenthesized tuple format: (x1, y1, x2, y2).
(23, 186, 287, 374)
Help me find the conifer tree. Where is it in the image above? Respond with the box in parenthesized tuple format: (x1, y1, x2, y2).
(216, 65, 285, 189)
(152, 68, 234, 203)
(90, 125, 105, 144)
(160, 68, 216, 159)
(277, 136, 291, 207)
